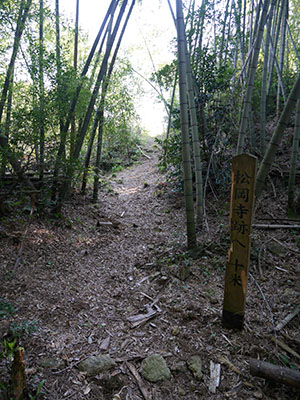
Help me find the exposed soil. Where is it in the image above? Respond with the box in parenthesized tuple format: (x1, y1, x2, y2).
(0, 139, 299, 400)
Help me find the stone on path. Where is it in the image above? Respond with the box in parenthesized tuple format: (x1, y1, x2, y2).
(140, 354, 171, 382)
(38, 357, 65, 370)
(78, 354, 116, 376)
(187, 355, 203, 381)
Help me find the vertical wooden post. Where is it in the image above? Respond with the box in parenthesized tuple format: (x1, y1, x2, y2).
(222, 154, 257, 330)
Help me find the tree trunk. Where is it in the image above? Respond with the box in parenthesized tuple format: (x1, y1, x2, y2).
(256, 72, 300, 198)
(184, 30, 203, 228)
(92, 113, 104, 202)
(39, 0, 45, 184)
(287, 98, 300, 211)
(93, 0, 136, 202)
(237, 0, 271, 154)
(176, 0, 197, 249)
(260, 4, 274, 156)
(0, 0, 33, 124)
(70, 0, 80, 157)
(51, 0, 118, 202)
(267, 0, 285, 96)
(55, 0, 64, 134)
(276, 0, 288, 117)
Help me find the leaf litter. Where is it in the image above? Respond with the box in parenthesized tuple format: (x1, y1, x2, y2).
(0, 141, 299, 399)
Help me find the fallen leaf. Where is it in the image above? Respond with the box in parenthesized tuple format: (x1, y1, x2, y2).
(100, 335, 111, 350)
(83, 385, 91, 395)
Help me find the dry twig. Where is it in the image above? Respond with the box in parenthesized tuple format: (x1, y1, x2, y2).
(126, 361, 150, 400)
(274, 305, 300, 332)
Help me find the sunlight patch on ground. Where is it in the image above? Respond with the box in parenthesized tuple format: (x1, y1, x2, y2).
(117, 186, 141, 196)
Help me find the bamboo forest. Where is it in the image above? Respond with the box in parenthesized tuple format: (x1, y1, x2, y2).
(1, 0, 300, 398)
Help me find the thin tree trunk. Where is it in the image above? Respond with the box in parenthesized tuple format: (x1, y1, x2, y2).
(51, 0, 118, 202)
(287, 99, 300, 211)
(256, 72, 300, 198)
(260, 3, 274, 156)
(92, 111, 104, 202)
(73, 0, 128, 161)
(176, 0, 196, 249)
(268, 35, 287, 101)
(0, 0, 32, 124)
(58, 0, 129, 204)
(276, 0, 288, 117)
(55, 0, 63, 134)
(286, 20, 300, 66)
(184, 30, 203, 228)
(80, 13, 114, 196)
(267, 0, 285, 95)
(39, 0, 45, 184)
(1, 67, 14, 177)
(70, 0, 79, 157)
(163, 71, 177, 164)
(93, 0, 135, 202)
(219, 0, 231, 68)
(237, 0, 271, 154)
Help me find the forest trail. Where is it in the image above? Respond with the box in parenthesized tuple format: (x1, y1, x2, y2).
(0, 141, 299, 400)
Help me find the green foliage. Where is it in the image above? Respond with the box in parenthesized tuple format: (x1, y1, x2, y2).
(0, 298, 16, 319)
(8, 320, 39, 338)
(28, 379, 45, 400)
(155, 131, 183, 190)
(151, 61, 177, 90)
(0, 338, 17, 361)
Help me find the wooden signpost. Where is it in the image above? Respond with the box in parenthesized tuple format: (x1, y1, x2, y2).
(222, 154, 257, 330)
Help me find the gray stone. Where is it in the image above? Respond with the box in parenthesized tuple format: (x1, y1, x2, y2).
(78, 354, 116, 376)
(187, 356, 203, 381)
(267, 241, 285, 256)
(170, 264, 190, 281)
(38, 358, 65, 370)
(140, 354, 171, 382)
(170, 360, 187, 373)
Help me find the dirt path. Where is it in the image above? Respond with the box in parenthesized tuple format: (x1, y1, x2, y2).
(0, 144, 299, 399)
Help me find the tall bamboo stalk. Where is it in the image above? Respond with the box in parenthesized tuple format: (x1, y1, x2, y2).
(256, 72, 300, 198)
(184, 32, 203, 228)
(93, 0, 136, 202)
(276, 0, 288, 117)
(39, 0, 45, 183)
(70, 0, 80, 157)
(0, 0, 33, 124)
(52, 0, 117, 202)
(176, 0, 196, 249)
(236, 0, 271, 154)
(260, 1, 274, 156)
(287, 99, 300, 211)
(267, 0, 285, 95)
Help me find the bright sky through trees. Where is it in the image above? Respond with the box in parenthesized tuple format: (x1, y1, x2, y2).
(57, 0, 180, 136)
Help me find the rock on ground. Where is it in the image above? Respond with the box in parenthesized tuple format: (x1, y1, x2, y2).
(187, 355, 203, 381)
(78, 354, 116, 376)
(140, 354, 171, 382)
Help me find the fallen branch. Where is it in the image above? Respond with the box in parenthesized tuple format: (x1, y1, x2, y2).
(270, 237, 299, 255)
(249, 358, 300, 388)
(270, 336, 300, 360)
(127, 307, 157, 328)
(218, 355, 242, 375)
(126, 362, 150, 400)
(253, 224, 300, 229)
(136, 144, 151, 160)
(274, 305, 300, 332)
